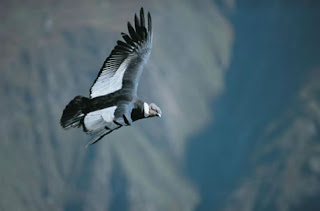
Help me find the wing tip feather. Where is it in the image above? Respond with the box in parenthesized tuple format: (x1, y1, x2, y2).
(148, 12, 152, 35)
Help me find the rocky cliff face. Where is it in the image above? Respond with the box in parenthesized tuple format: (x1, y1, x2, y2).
(2, 1, 319, 210)
(0, 0, 233, 210)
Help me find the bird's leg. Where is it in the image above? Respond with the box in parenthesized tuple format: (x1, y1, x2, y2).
(123, 114, 131, 126)
(113, 119, 124, 126)
(114, 103, 133, 126)
(113, 113, 132, 126)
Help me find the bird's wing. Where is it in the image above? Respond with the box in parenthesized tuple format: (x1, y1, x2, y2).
(90, 8, 153, 98)
(85, 127, 121, 147)
(83, 102, 134, 146)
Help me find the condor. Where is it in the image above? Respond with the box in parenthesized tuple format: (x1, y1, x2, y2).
(60, 8, 161, 146)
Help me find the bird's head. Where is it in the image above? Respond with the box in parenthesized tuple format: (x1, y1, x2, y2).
(144, 102, 162, 118)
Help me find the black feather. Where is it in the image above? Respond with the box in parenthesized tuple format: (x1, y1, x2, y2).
(121, 32, 135, 46)
(117, 40, 131, 49)
(148, 12, 152, 35)
(115, 44, 131, 53)
(134, 14, 140, 32)
(60, 96, 89, 129)
(140, 8, 145, 28)
(127, 22, 139, 42)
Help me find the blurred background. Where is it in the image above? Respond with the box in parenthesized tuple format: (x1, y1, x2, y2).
(1, 0, 320, 210)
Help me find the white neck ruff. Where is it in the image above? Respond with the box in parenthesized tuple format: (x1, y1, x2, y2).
(143, 102, 150, 117)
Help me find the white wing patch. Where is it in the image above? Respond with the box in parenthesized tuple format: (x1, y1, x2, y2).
(90, 57, 131, 98)
(84, 106, 117, 132)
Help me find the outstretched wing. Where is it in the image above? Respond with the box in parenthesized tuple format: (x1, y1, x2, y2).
(90, 8, 153, 98)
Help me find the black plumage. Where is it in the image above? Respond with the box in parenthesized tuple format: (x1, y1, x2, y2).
(60, 8, 161, 146)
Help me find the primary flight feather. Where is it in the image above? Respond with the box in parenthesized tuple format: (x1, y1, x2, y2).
(60, 8, 161, 146)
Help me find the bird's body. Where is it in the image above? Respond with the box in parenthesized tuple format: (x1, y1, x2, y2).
(60, 8, 161, 145)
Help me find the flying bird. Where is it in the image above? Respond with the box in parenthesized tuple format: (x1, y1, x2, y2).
(60, 8, 161, 146)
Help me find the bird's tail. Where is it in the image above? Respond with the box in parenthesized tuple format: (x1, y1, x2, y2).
(60, 96, 89, 129)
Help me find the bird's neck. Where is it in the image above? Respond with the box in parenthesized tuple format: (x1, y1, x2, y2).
(131, 100, 145, 122)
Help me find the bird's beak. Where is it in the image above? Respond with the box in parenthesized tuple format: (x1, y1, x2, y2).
(157, 113, 161, 117)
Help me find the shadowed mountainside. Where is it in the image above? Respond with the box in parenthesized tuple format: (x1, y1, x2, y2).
(186, 2, 320, 210)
